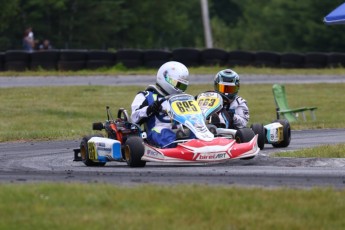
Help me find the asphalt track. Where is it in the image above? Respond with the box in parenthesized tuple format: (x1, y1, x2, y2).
(0, 74, 344, 188)
(1, 74, 345, 87)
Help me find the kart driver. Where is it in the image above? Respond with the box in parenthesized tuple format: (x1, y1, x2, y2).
(211, 69, 249, 129)
(131, 61, 189, 148)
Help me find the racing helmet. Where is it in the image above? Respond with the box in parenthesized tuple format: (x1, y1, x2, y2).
(214, 69, 240, 100)
(156, 61, 189, 95)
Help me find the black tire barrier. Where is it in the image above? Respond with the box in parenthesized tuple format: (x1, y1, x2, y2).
(254, 51, 281, 67)
(86, 50, 116, 69)
(30, 50, 60, 70)
(0, 52, 4, 71)
(304, 52, 328, 68)
(327, 52, 345, 67)
(143, 50, 172, 68)
(58, 61, 86, 71)
(172, 48, 201, 66)
(4, 50, 30, 71)
(200, 48, 228, 66)
(59, 49, 87, 61)
(280, 53, 305, 68)
(116, 49, 143, 68)
(2, 49, 345, 71)
(58, 50, 87, 71)
(228, 51, 255, 67)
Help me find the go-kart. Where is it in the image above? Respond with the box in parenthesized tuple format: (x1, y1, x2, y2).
(250, 120, 291, 150)
(74, 93, 259, 167)
(196, 91, 291, 150)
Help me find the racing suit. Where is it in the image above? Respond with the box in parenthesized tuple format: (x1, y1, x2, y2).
(214, 95, 249, 129)
(131, 85, 176, 148)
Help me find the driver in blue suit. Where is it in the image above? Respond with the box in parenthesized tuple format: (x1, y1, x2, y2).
(131, 61, 190, 148)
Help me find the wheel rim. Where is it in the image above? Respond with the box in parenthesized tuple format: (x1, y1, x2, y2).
(125, 145, 131, 161)
(80, 145, 86, 160)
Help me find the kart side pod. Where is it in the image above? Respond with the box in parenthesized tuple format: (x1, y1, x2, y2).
(86, 137, 122, 162)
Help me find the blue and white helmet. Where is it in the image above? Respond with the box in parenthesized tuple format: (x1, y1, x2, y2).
(214, 69, 240, 100)
(156, 61, 189, 95)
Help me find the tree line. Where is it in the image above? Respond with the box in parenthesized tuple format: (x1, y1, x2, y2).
(1, 0, 344, 52)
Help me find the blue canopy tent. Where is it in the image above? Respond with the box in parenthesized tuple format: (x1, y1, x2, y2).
(324, 2, 345, 25)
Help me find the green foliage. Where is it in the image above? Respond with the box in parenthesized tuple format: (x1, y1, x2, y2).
(1, 0, 345, 51)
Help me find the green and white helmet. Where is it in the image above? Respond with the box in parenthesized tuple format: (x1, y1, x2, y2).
(214, 69, 240, 100)
(156, 61, 189, 95)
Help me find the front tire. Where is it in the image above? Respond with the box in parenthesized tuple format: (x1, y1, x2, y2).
(272, 119, 291, 148)
(235, 128, 255, 143)
(80, 134, 106, 167)
(235, 128, 256, 160)
(124, 136, 146, 167)
(250, 123, 265, 150)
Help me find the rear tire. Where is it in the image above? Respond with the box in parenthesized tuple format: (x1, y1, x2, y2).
(272, 119, 291, 148)
(124, 136, 146, 167)
(250, 123, 265, 150)
(92, 122, 104, 130)
(80, 134, 106, 167)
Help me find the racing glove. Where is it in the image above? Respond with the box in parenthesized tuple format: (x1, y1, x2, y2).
(146, 100, 162, 116)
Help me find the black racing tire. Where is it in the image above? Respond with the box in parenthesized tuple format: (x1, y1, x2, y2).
(124, 136, 146, 167)
(235, 128, 255, 143)
(80, 134, 106, 167)
(272, 119, 291, 148)
(235, 128, 256, 160)
(92, 122, 104, 131)
(250, 123, 265, 150)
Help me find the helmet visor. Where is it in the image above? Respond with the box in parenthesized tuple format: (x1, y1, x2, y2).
(216, 83, 239, 94)
(165, 75, 188, 91)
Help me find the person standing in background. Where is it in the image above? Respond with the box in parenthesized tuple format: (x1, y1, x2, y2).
(23, 27, 34, 52)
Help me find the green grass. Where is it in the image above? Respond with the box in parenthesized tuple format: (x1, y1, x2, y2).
(0, 83, 344, 142)
(0, 68, 344, 229)
(0, 184, 344, 230)
(275, 143, 345, 158)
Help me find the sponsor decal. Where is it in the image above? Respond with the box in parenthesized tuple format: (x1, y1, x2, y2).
(96, 142, 112, 153)
(145, 148, 164, 159)
(197, 153, 227, 160)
